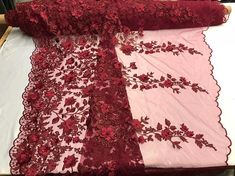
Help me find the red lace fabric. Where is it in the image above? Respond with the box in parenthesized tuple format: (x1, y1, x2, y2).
(5, 0, 227, 38)
(6, 0, 230, 175)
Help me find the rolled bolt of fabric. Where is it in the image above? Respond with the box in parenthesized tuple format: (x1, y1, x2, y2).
(4, 0, 231, 37)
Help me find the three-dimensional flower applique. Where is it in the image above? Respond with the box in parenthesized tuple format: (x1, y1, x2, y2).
(131, 119, 144, 131)
(26, 91, 39, 103)
(129, 62, 137, 69)
(59, 117, 78, 135)
(99, 102, 111, 113)
(63, 155, 78, 170)
(61, 41, 72, 51)
(25, 165, 38, 176)
(114, 62, 123, 70)
(28, 133, 39, 143)
(101, 127, 115, 141)
(62, 71, 77, 83)
(44, 90, 55, 99)
(16, 150, 31, 164)
(163, 79, 174, 88)
(138, 136, 146, 144)
(38, 145, 50, 157)
(138, 74, 149, 82)
(120, 44, 135, 55)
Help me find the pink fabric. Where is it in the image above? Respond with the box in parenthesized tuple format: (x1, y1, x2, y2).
(116, 28, 231, 168)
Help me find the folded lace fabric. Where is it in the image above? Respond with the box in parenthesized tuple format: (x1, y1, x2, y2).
(5, 0, 227, 37)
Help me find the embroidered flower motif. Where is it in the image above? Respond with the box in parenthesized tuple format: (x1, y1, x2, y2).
(114, 62, 122, 70)
(59, 117, 77, 134)
(63, 71, 77, 83)
(101, 127, 115, 141)
(180, 123, 189, 132)
(161, 128, 173, 140)
(25, 165, 38, 176)
(120, 44, 135, 55)
(100, 72, 109, 81)
(48, 160, 57, 172)
(129, 62, 137, 69)
(28, 134, 39, 143)
(186, 131, 194, 137)
(45, 90, 55, 99)
(33, 54, 44, 63)
(16, 151, 31, 164)
(61, 38, 74, 51)
(131, 119, 143, 131)
(163, 79, 173, 88)
(38, 145, 50, 157)
(63, 155, 77, 170)
(138, 136, 145, 144)
(100, 102, 110, 113)
(138, 74, 149, 82)
(27, 91, 39, 103)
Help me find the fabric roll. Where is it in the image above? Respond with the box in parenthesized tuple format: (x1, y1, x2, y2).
(5, 0, 227, 37)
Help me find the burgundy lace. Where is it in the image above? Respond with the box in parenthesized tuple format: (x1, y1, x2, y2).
(6, 0, 229, 175)
(5, 0, 227, 37)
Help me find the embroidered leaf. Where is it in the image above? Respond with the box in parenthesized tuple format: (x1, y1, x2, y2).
(195, 134, 203, 139)
(179, 136, 188, 142)
(75, 102, 80, 108)
(157, 123, 162, 130)
(52, 117, 59, 124)
(173, 141, 182, 149)
(59, 108, 63, 114)
(165, 119, 171, 126)
(132, 84, 138, 89)
(83, 99, 88, 105)
(141, 116, 149, 124)
(160, 76, 165, 81)
(195, 140, 203, 148)
(70, 107, 76, 112)
(147, 135, 154, 141)
(170, 125, 176, 131)
(155, 133, 162, 141)
(167, 74, 172, 78)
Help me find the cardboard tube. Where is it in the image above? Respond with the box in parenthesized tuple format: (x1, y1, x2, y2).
(0, 14, 5, 24)
(225, 6, 232, 14)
